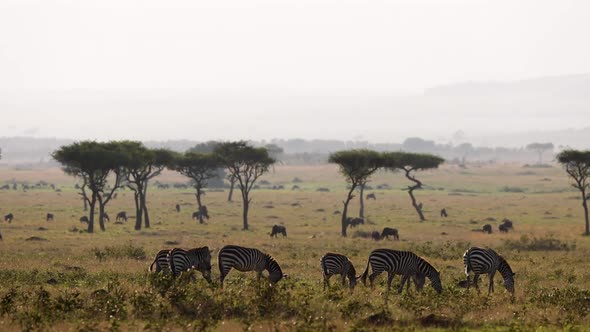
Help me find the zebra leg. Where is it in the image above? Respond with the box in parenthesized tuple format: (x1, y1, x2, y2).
(398, 274, 409, 294)
(369, 272, 380, 289)
(387, 272, 395, 292)
(488, 271, 496, 294)
(341, 273, 347, 286)
(473, 275, 481, 293)
(323, 274, 331, 290)
(257, 270, 263, 281)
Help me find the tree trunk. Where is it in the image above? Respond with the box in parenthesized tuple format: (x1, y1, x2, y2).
(83, 195, 88, 211)
(583, 189, 589, 236)
(408, 186, 426, 222)
(134, 189, 142, 231)
(88, 193, 97, 233)
(341, 185, 356, 237)
(359, 182, 365, 219)
(242, 195, 249, 230)
(195, 189, 204, 224)
(404, 168, 426, 221)
(97, 196, 106, 232)
(142, 185, 150, 228)
(228, 176, 235, 202)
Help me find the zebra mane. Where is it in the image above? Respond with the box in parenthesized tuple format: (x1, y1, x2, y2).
(418, 256, 439, 278)
(497, 255, 514, 279)
(265, 254, 283, 273)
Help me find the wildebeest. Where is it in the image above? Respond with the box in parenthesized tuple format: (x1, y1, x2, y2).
(270, 225, 287, 237)
(366, 193, 376, 200)
(192, 205, 210, 221)
(46, 213, 54, 221)
(175, 204, 180, 213)
(371, 231, 381, 241)
(501, 218, 514, 230)
(0, 184, 9, 190)
(346, 217, 364, 228)
(440, 208, 448, 218)
(482, 224, 492, 234)
(381, 227, 399, 240)
(116, 211, 128, 222)
(79, 216, 89, 224)
(4, 213, 13, 223)
(316, 187, 330, 192)
(499, 224, 509, 233)
(291, 185, 300, 190)
(102, 213, 110, 222)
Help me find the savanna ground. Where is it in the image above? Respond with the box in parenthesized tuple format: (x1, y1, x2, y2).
(0, 163, 588, 331)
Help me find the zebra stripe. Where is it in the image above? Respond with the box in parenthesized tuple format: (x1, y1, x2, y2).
(169, 247, 213, 283)
(218, 245, 285, 288)
(320, 253, 357, 290)
(360, 249, 442, 294)
(463, 247, 515, 294)
(149, 249, 171, 273)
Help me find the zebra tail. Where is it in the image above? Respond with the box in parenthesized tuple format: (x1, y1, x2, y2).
(148, 260, 156, 272)
(360, 259, 370, 285)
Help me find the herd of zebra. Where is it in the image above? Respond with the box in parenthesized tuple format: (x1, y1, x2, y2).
(149, 244, 515, 295)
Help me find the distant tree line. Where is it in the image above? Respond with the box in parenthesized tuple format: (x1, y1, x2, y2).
(0, 136, 563, 166)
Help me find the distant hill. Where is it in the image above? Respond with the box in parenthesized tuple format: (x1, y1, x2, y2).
(424, 73, 590, 99)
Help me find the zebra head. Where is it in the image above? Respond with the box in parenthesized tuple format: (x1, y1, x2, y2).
(429, 270, 443, 294)
(348, 263, 357, 289)
(498, 256, 515, 294)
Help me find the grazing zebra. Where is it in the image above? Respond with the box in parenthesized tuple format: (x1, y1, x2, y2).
(320, 253, 357, 290)
(169, 247, 213, 283)
(360, 249, 442, 294)
(218, 245, 286, 288)
(149, 249, 171, 273)
(463, 247, 515, 295)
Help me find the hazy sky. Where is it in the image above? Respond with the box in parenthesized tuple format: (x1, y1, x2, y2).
(1, 0, 589, 143)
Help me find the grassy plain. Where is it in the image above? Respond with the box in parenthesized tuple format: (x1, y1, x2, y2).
(0, 163, 588, 331)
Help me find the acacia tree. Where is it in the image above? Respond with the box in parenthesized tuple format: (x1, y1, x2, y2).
(329, 150, 383, 237)
(557, 150, 590, 235)
(119, 141, 174, 230)
(170, 152, 220, 224)
(52, 141, 124, 233)
(214, 141, 275, 230)
(526, 142, 554, 164)
(384, 152, 444, 222)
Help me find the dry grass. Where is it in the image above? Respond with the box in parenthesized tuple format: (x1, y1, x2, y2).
(0, 163, 588, 331)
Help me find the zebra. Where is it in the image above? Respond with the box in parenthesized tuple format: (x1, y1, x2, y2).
(320, 253, 357, 290)
(149, 249, 172, 273)
(360, 249, 442, 294)
(218, 245, 286, 288)
(169, 247, 213, 283)
(463, 247, 515, 295)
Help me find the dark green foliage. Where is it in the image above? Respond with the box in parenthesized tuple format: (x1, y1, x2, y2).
(557, 149, 590, 235)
